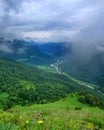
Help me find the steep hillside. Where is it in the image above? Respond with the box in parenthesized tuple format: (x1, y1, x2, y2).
(61, 52, 104, 94)
(0, 58, 83, 110)
(0, 58, 104, 129)
(0, 37, 104, 96)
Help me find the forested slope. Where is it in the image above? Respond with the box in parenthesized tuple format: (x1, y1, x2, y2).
(0, 58, 79, 109)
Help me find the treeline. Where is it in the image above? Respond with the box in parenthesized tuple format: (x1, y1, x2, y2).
(77, 90, 104, 109)
(0, 58, 79, 110)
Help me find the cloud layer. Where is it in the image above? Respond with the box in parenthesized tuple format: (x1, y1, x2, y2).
(0, 0, 104, 43)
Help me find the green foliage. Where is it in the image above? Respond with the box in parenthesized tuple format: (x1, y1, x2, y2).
(0, 121, 19, 130)
(77, 90, 104, 109)
(0, 58, 80, 109)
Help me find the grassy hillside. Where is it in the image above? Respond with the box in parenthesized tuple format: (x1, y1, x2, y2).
(0, 94, 104, 130)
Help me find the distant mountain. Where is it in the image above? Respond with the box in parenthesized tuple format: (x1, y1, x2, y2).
(37, 42, 71, 57)
(0, 37, 104, 94)
(0, 38, 71, 65)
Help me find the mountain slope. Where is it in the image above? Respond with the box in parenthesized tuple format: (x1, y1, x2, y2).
(0, 58, 103, 110)
(0, 58, 104, 129)
(1, 37, 104, 94)
(61, 50, 104, 94)
(0, 58, 83, 109)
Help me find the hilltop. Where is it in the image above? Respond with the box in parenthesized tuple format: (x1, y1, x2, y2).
(0, 94, 104, 130)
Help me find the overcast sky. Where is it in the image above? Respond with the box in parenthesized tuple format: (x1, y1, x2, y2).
(0, 0, 104, 42)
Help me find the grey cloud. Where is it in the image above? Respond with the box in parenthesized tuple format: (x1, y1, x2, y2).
(0, 0, 104, 44)
(0, 44, 13, 53)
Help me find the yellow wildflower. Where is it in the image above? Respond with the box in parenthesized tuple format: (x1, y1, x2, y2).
(25, 120, 29, 124)
(19, 116, 22, 119)
(38, 120, 44, 124)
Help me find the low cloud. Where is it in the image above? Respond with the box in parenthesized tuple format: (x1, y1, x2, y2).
(0, 44, 13, 53)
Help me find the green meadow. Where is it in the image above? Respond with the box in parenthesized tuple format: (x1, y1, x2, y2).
(0, 94, 104, 130)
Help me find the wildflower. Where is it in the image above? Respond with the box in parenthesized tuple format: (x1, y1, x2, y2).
(15, 109, 20, 113)
(42, 118, 45, 121)
(39, 112, 43, 115)
(25, 120, 29, 124)
(7, 109, 13, 113)
(36, 116, 39, 120)
(36, 114, 40, 118)
(19, 116, 22, 119)
(38, 120, 44, 124)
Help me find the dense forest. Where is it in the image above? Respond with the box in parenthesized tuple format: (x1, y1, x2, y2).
(0, 58, 104, 110)
(0, 58, 80, 110)
(77, 90, 104, 109)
